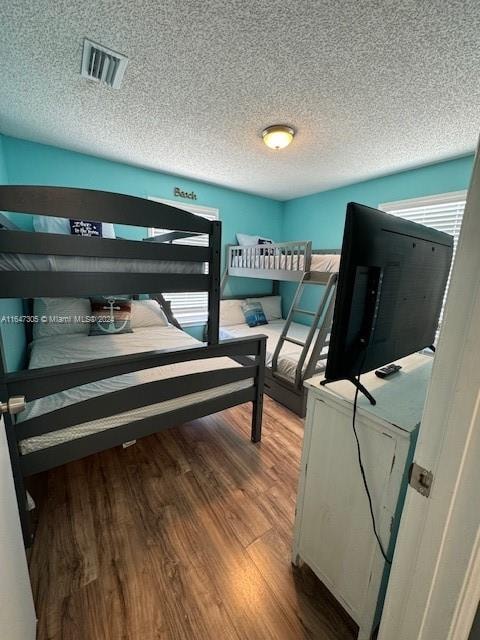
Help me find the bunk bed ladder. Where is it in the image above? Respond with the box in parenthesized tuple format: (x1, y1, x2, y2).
(271, 273, 338, 388)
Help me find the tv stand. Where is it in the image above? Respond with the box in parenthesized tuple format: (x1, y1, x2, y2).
(320, 377, 377, 405)
(295, 354, 432, 640)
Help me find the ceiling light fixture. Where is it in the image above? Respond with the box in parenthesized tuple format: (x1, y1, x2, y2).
(262, 125, 295, 150)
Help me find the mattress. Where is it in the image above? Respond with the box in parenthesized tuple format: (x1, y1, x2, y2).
(230, 251, 340, 273)
(0, 252, 205, 274)
(18, 325, 253, 454)
(310, 253, 340, 272)
(219, 319, 328, 383)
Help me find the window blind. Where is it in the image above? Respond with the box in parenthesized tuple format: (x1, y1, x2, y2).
(380, 191, 466, 337)
(148, 199, 219, 324)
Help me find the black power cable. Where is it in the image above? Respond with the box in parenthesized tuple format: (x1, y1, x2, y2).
(352, 354, 392, 566)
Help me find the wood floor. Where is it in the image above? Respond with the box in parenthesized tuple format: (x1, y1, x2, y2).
(29, 396, 357, 640)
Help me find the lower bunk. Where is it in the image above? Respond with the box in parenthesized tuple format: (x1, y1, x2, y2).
(19, 324, 259, 458)
(4, 318, 266, 546)
(220, 317, 328, 417)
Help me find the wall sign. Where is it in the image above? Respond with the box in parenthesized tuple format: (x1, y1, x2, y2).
(174, 187, 197, 200)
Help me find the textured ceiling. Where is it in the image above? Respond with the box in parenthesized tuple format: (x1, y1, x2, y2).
(0, 0, 479, 200)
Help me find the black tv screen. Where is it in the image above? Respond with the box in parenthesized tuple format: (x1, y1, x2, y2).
(325, 202, 454, 384)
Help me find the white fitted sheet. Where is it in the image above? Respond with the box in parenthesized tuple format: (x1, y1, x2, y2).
(0, 252, 205, 274)
(18, 326, 252, 454)
(219, 319, 328, 383)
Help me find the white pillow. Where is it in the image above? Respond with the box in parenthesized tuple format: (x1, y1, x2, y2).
(33, 297, 91, 340)
(220, 299, 245, 326)
(33, 215, 116, 239)
(246, 296, 282, 321)
(236, 233, 274, 246)
(131, 300, 168, 328)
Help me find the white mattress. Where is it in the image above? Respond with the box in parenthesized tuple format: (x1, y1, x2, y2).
(219, 319, 328, 383)
(231, 252, 340, 273)
(0, 253, 205, 274)
(18, 326, 252, 455)
(311, 253, 340, 272)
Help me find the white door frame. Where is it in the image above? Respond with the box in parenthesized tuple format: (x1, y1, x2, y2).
(0, 415, 37, 639)
(379, 143, 480, 640)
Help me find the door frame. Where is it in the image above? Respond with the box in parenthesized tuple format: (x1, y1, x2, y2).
(0, 415, 37, 639)
(379, 143, 480, 639)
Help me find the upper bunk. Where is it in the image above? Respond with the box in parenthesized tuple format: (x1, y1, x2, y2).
(0, 185, 221, 344)
(225, 240, 341, 284)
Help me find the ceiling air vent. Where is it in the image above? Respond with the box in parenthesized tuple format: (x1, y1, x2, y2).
(81, 39, 128, 89)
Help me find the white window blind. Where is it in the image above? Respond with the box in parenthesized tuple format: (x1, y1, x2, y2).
(148, 198, 219, 324)
(380, 190, 466, 337)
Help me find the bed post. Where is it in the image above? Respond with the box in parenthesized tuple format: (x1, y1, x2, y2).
(251, 336, 266, 443)
(207, 220, 221, 345)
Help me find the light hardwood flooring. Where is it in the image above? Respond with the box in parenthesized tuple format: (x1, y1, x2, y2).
(28, 396, 357, 640)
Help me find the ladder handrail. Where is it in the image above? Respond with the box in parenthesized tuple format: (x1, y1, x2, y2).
(271, 272, 338, 389)
(293, 273, 337, 387)
(271, 274, 306, 372)
(302, 284, 337, 382)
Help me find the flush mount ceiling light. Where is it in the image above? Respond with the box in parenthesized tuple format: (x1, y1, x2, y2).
(262, 125, 295, 150)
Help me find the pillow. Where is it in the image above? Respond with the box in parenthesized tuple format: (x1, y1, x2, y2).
(236, 233, 274, 246)
(220, 299, 245, 327)
(33, 297, 91, 340)
(246, 296, 282, 321)
(33, 215, 116, 239)
(99, 222, 116, 239)
(131, 299, 169, 328)
(89, 297, 132, 336)
(33, 216, 69, 235)
(241, 301, 268, 328)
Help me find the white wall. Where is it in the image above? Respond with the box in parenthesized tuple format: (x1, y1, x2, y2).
(0, 416, 36, 639)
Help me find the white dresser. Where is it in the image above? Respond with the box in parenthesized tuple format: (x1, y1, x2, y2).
(293, 354, 432, 640)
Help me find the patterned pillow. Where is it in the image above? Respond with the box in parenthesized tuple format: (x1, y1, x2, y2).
(70, 219, 103, 237)
(33, 215, 115, 238)
(89, 297, 133, 336)
(242, 301, 268, 328)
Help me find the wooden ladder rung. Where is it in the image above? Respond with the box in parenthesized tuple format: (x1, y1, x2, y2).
(292, 308, 316, 316)
(283, 336, 306, 347)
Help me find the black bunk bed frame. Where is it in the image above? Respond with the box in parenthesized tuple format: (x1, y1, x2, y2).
(0, 186, 266, 546)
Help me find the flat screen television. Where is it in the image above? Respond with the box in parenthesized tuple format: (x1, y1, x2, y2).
(323, 202, 454, 403)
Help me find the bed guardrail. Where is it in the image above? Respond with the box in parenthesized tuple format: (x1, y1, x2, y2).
(6, 335, 266, 477)
(227, 240, 312, 282)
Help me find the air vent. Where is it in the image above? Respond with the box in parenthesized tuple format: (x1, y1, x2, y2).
(81, 39, 128, 89)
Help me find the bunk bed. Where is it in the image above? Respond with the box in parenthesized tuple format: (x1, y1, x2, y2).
(221, 241, 340, 416)
(0, 186, 266, 546)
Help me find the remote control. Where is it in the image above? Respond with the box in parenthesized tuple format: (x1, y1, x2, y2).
(375, 363, 402, 378)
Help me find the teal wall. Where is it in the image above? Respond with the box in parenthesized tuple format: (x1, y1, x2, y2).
(0, 135, 27, 372)
(282, 154, 474, 246)
(0, 133, 475, 368)
(280, 154, 475, 319)
(0, 135, 7, 183)
(0, 136, 283, 367)
(3, 137, 283, 281)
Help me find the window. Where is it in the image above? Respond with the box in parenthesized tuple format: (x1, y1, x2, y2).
(380, 190, 467, 338)
(148, 198, 219, 325)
